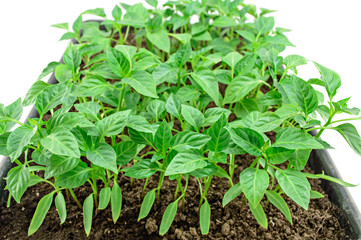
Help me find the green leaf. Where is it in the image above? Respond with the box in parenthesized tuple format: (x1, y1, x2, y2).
(223, 52, 242, 71)
(288, 149, 311, 170)
(266, 147, 294, 165)
(72, 15, 82, 33)
(303, 172, 357, 187)
(207, 114, 230, 152)
(165, 151, 207, 176)
(223, 76, 262, 104)
(86, 143, 118, 173)
(54, 64, 72, 82)
(106, 46, 131, 78)
(249, 203, 268, 229)
(111, 181, 122, 223)
(41, 128, 80, 158)
(74, 102, 101, 122)
(23, 81, 50, 106)
(7, 125, 37, 161)
(255, 16, 274, 34)
(73, 76, 110, 97)
(265, 191, 292, 224)
(212, 16, 237, 27)
(0, 132, 9, 156)
(123, 71, 158, 98)
(128, 128, 153, 146)
(138, 189, 156, 221)
(240, 168, 269, 207)
(200, 200, 211, 235)
(166, 93, 182, 119)
(55, 162, 89, 188)
(227, 127, 264, 156)
(313, 62, 341, 98)
(45, 155, 79, 179)
(28, 192, 54, 236)
(112, 5, 122, 21)
(51, 22, 68, 30)
(126, 115, 153, 133)
(159, 201, 178, 236)
(82, 8, 106, 17)
(55, 192, 67, 224)
(147, 100, 166, 121)
(273, 128, 324, 150)
(146, 0, 158, 7)
(333, 123, 361, 156)
(47, 112, 88, 133)
(170, 131, 211, 152)
(113, 141, 137, 166)
(146, 30, 170, 53)
(63, 43, 81, 73)
(181, 104, 205, 131)
(124, 160, 159, 179)
(98, 187, 111, 210)
(169, 33, 192, 44)
(35, 84, 67, 116)
(6, 165, 30, 203)
(234, 54, 257, 76)
(154, 120, 172, 153)
(204, 107, 231, 126)
(222, 183, 242, 207)
(152, 63, 177, 85)
(96, 110, 130, 138)
(236, 30, 255, 42)
(276, 169, 310, 210)
(83, 194, 94, 236)
(293, 78, 318, 115)
(121, 3, 150, 28)
(191, 69, 220, 106)
(284, 55, 307, 70)
(174, 42, 191, 68)
(310, 190, 324, 199)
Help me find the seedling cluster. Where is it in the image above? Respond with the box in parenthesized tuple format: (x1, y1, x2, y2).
(1, 0, 360, 236)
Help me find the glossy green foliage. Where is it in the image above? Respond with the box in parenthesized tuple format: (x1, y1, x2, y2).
(3, 0, 360, 237)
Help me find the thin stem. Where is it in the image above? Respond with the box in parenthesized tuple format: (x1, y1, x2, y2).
(330, 116, 361, 125)
(142, 177, 150, 198)
(88, 179, 98, 208)
(69, 189, 82, 209)
(199, 176, 213, 207)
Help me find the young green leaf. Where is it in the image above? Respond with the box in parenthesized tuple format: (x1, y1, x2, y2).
(303, 172, 357, 187)
(227, 127, 264, 156)
(170, 131, 211, 152)
(111, 181, 122, 223)
(107, 46, 131, 78)
(55, 162, 90, 188)
(165, 151, 207, 176)
(240, 167, 269, 207)
(191, 69, 220, 106)
(223, 52, 242, 71)
(63, 43, 81, 74)
(265, 190, 292, 224)
(95, 110, 130, 138)
(55, 192, 67, 224)
(23, 81, 51, 106)
(293, 77, 318, 115)
(222, 183, 242, 207)
(113, 141, 138, 166)
(83, 194, 94, 236)
(44, 155, 79, 179)
(6, 165, 30, 203)
(275, 169, 311, 210)
(28, 192, 54, 236)
(333, 123, 361, 156)
(159, 200, 178, 236)
(146, 30, 170, 53)
(123, 71, 158, 98)
(86, 143, 118, 173)
(207, 114, 230, 152)
(35, 84, 67, 116)
(7, 125, 37, 161)
(181, 104, 205, 131)
(313, 62, 341, 99)
(138, 189, 156, 221)
(154, 120, 172, 153)
(200, 200, 211, 235)
(166, 93, 182, 119)
(73, 76, 110, 97)
(175, 42, 191, 67)
(112, 5, 122, 21)
(310, 190, 324, 199)
(212, 16, 237, 27)
(40, 127, 80, 158)
(266, 147, 294, 165)
(223, 76, 262, 104)
(124, 160, 159, 179)
(98, 187, 111, 210)
(273, 128, 324, 150)
(249, 203, 268, 229)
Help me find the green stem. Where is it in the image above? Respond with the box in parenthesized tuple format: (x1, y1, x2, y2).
(69, 189, 82, 209)
(199, 176, 213, 207)
(88, 179, 98, 208)
(142, 177, 150, 198)
(229, 154, 235, 187)
(330, 116, 361, 125)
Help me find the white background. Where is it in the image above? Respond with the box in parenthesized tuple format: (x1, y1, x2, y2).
(0, 1, 360, 211)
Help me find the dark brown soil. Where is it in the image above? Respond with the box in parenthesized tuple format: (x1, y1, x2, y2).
(0, 153, 351, 240)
